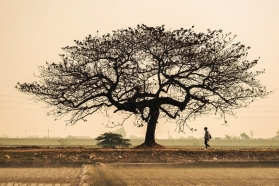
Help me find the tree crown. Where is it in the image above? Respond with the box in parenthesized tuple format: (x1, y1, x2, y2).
(16, 24, 271, 131)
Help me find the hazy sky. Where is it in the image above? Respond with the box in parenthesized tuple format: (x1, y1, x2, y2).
(1, 0, 279, 139)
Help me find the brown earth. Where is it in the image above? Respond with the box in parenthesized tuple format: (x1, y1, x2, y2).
(0, 146, 279, 167)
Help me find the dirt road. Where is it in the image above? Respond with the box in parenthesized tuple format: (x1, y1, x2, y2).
(0, 163, 279, 185)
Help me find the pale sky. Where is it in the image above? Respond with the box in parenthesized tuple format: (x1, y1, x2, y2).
(0, 0, 279, 139)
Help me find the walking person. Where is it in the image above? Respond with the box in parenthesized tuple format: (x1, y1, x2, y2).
(204, 127, 211, 149)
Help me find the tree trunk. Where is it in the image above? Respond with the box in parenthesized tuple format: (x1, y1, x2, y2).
(144, 108, 160, 147)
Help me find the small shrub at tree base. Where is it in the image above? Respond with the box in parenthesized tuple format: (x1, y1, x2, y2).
(95, 132, 132, 148)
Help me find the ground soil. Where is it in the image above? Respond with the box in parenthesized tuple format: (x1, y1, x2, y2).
(1, 146, 279, 168)
(1, 164, 279, 185)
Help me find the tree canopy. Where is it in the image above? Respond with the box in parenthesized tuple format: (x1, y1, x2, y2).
(114, 127, 127, 138)
(16, 24, 271, 147)
(274, 130, 279, 140)
(240, 132, 250, 140)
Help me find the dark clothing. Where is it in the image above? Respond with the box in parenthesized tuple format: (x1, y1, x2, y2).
(204, 131, 211, 139)
(204, 130, 211, 148)
(204, 139, 210, 148)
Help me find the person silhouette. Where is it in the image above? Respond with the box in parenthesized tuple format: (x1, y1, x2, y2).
(204, 127, 211, 149)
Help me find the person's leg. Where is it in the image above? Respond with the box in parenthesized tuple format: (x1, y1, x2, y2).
(205, 139, 210, 148)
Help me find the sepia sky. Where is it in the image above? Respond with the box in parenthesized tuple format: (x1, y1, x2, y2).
(0, 0, 279, 139)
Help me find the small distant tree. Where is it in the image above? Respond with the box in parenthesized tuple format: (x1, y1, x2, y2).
(129, 135, 143, 139)
(57, 138, 71, 147)
(65, 135, 77, 139)
(240, 132, 250, 140)
(274, 130, 279, 140)
(95, 132, 131, 148)
(224, 134, 232, 140)
(231, 135, 239, 140)
(114, 127, 127, 138)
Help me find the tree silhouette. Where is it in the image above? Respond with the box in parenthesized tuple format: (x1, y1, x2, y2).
(274, 130, 279, 140)
(57, 138, 71, 147)
(95, 132, 131, 148)
(240, 132, 250, 140)
(16, 25, 271, 147)
(224, 134, 232, 140)
(114, 127, 127, 138)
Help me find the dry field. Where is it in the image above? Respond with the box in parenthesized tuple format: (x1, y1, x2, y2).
(0, 167, 82, 185)
(0, 164, 279, 186)
(0, 148, 279, 185)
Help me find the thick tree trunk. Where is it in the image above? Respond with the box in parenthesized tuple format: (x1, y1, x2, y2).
(143, 108, 160, 147)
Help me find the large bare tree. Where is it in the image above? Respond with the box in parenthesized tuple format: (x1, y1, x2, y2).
(16, 25, 271, 147)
